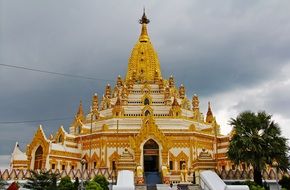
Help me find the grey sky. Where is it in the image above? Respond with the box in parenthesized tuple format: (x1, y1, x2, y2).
(1, 0, 290, 161)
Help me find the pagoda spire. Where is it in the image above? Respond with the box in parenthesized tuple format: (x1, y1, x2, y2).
(139, 9, 150, 42)
(74, 100, 85, 123)
(77, 100, 84, 117)
(125, 10, 162, 83)
(72, 100, 85, 129)
(206, 101, 214, 123)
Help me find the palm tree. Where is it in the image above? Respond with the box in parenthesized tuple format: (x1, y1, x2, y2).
(227, 111, 289, 186)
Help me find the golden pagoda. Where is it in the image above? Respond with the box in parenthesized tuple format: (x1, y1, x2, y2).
(11, 11, 232, 184)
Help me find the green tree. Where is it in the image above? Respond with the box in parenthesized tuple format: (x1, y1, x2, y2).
(93, 175, 109, 190)
(227, 111, 289, 186)
(85, 181, 103, 190)
(73, 177, 80, 190)
(58, 176, 74, 190)
(24, 170, 58, 190)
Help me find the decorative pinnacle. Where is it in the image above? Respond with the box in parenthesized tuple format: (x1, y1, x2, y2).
(139, 8, 150, 24)
(208, 101, 211, 109)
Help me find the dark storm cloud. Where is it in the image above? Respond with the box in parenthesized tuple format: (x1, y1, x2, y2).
(154, 1, 290, 96)
(230, 69, 290, 119)
(1, 0, 290, 155)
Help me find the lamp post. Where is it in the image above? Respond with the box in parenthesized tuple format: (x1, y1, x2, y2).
(79, 159, 87, 190)
(272, 159, 280, 190)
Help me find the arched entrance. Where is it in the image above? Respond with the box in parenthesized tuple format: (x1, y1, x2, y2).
(143, 139, 159, 172)
(34, 146, 43, 170)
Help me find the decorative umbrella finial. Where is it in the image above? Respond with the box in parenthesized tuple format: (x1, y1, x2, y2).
(139, 8, 150, 24)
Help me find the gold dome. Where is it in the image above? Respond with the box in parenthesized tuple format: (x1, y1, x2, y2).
(126, 11, 162, 84)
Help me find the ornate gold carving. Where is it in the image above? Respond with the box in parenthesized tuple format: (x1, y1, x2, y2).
(169, 75, 175, 88)
(66, 137, 75, 142)
(101, 94, 111, 110)
(54, 126, 67, 144)
(142, 105, 153, 117)
(192, 94, 201, 121)
(198, 148, 212, 159)
(91, 93, 100, 120)
(27, 126, 50, 169)
(109, 151, 120, 169)
(164, 86, 171, 105)
(66, 144, 78, 149)
(102, 124, 109, 131)
(158, 79, 164, 90)
(141, 83, 151, 94)
(70, 161, 77, 169)
(176, 151, 189, 170)
(60, 160, 68, 167)
(116, 149, 136, 171)
(105, 84, 112, 98)
(112, 95, 124, 117)
(91, 152, 100, 167)
(71, 101, 86, 134)
(50, 150, 81, 159)
(125, 13, 162, 84)
(169, 97, 181, 117)
(169, 151, 176, 162)
(116, 75, 123, 88)
(82, 153, 89, 160)
(181, 98, 190, 110)
(91, 152, 99, 161)
(189, 124, 196, 131)
(121, 85, 128, 105)
(129, 116, 171, 155)
(179, 84, 185, 99)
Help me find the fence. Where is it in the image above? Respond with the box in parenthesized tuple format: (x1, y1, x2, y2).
(0, 168, 288, 182)
(0, 168, 115, 181)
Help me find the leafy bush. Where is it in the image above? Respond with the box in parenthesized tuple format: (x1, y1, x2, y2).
(58, 176, 74, 190)
(244, 181, 265, 190)
(86, 181, 103, 190)
(0, 178, 7, 189)
(279, 176, 290, 190)
(93, 175, 109, 190)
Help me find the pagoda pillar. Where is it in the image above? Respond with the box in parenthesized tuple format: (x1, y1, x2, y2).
(161, 150, 168, 165)
(135, 150, 141, 166)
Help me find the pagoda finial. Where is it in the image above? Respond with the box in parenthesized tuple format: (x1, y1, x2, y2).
(139, 8, 150, 24)
(139, 9, 150, 42)
(77, 100, 84, 116)
(72, 100, 85, 127)
(92, 93, 99, 113)
(206, 101, 214, 123)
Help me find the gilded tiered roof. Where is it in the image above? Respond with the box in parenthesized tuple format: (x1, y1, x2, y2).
(126, 11, 162, 83)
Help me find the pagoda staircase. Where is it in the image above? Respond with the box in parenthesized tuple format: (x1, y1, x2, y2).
(145, 172, 161, 190)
